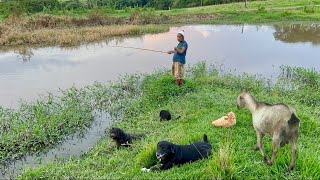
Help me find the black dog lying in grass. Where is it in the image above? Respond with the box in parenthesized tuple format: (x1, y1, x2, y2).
(142, 134, 212, 171)
(159, 110, 181, 121)
(109, 127, 145, 149)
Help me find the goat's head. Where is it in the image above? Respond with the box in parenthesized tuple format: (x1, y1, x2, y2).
(237, 93, 247, 110)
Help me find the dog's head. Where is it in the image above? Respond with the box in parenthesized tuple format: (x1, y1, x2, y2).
(109, 127, 125, 140)
(159, 110, 171, 121)
(237, 93, 247, 110)
(156, 141, 175, 162)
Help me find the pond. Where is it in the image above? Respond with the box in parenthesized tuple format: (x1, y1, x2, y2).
(0, 24, 319, 108)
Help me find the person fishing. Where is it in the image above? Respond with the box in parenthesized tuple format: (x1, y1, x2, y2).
(168, 30, 188, 87)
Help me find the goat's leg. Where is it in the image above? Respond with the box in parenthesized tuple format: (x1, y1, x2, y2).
(254, 130, 264, 150)
(288, 135, 298, 171)
(267, 135, 281, 166)
(255, 130, 268, 162)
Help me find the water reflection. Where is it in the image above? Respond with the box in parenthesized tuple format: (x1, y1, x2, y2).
(3, 23, 320, 62)
(273, 24, 320, 45)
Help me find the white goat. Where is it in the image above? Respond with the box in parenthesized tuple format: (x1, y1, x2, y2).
(237, 92, 300, 171)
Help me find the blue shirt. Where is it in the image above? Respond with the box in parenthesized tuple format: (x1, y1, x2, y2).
(173, 41, 188, 64)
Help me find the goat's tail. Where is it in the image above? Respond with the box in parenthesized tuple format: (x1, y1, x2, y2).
(288, 113, 300, 125)
(203, 134, 209, 143)
(288, 113, 300, 133)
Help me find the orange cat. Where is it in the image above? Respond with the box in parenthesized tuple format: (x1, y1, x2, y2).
(212, 112, 236, 128)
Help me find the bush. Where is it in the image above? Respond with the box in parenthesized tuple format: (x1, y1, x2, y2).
(304, 5, 315, 13)
(257, 5, 266, 13)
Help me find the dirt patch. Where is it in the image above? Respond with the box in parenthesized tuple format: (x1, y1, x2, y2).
(170, 13, 223, 23)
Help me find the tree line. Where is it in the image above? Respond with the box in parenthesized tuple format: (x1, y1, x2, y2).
(0, 0, 256, 13)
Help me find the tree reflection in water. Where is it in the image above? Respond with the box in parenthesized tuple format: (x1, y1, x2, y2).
(273, 24, 320, 45)
(14, 48, 34, 62)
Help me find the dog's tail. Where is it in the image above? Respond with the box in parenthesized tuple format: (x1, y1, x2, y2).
(175, 115, 181, 120)
(203, 134, 209, 143)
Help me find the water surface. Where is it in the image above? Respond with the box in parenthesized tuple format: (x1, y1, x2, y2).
(0, 24, 319, 108)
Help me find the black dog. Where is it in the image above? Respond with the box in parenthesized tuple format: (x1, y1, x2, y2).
(109, 127, 144, 149)
(143, 134, 212, 171)
(159, 110, 181, 121)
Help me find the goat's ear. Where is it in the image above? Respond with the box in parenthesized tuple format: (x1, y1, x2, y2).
(240, 87, 247, 93)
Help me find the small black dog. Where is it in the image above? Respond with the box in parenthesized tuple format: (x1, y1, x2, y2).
(143, 134, 212, 171)
(109, 127, 144, 149)
(159, 110, 181, 121)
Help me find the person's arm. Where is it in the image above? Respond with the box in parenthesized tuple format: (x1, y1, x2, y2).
(168, 50, 176, 54)
(174, 47, 186, 54)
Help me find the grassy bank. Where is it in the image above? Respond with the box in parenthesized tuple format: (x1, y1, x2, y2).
(0, 20, 169, 46)
(1, 0, 320, 47)
(18, 63, 320, 179)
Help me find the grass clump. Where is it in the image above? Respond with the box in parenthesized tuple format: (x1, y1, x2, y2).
(142, 73, 197, 107)
(0, 87, 94, 164)
(17, 62, 320, 179)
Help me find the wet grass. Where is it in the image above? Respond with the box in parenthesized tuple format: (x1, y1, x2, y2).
(0, 74, 144, 168)
(0, 87, 94, 165)
(18, 62, 320, 179)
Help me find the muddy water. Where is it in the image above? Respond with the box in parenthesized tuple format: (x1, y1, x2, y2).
(0, 112, 110, 179)
(0, 24, 320, 108)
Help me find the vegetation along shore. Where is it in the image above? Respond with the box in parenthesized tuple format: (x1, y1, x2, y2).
(1, 0, 320, 47)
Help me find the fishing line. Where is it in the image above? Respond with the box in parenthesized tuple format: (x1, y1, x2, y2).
(108, 45, 168, 54)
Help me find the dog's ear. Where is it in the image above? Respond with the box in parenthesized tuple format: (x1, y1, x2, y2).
(170, 144, 175, 154)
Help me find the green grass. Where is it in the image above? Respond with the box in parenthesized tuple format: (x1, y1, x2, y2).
(2, 0, 320, 24)
(46, 0, 320, 23)
(18, 63, 320, 179)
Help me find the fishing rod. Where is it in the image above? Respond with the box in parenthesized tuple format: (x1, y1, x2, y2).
(108, 45, 168, 54)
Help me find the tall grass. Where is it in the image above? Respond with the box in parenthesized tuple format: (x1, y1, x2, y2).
(18, 62, 320, 179)
(0, 22, 169, 46)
